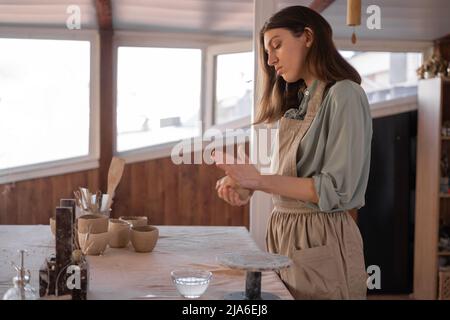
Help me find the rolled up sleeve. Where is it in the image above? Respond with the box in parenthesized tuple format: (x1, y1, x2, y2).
(310, 84, 371, 212)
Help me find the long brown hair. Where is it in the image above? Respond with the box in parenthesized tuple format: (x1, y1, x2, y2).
(255, 6, 361, 124)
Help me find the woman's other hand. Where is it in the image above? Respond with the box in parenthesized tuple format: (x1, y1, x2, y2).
(216, 176, 252, 206)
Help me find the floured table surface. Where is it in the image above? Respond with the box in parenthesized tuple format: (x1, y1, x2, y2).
(217, 251, 291, 272)
(0, 225, 293, 300)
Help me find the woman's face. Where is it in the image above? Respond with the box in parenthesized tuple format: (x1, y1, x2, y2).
(263, 28, 312, 83)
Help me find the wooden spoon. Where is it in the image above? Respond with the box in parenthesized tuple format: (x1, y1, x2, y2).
(106, 157, 126, 210)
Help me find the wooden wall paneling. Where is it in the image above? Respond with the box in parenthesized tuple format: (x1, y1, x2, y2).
(130, 161, 148, 219)
(16, 180, 29, 224)
(178, 161, 194, 225)
(34, 178, 47, 225)
(12, 181, 22, 224)
(8, 184, 18, 225)
(205, 163, 224, 226)
(0, 185, 7, 224)
(48, 170, 99, 224)
(177, 162, 187, 224)
(146, 158, 164, 225)
(197, 162, 209, 226)
(51, 172, 75, 211)
(111, 163, 130, 219)
(0, 154, 249, 226)
(179, 163, 197, 225)
(198, 159, 221, 226)
(162, 157, 179, 225)
(142, 159, 153, 223)
(22, 178, 43, 225)
(206, 163, 219, 226)
(193, 164, 203, 225)
(87, 169, 100, 193)
(0, 170, 99, 225)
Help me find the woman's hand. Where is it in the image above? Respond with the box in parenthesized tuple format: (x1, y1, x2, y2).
(213, 146, 320, 205)
(213, 146, 262, 190)
(216, 176, 252, 206)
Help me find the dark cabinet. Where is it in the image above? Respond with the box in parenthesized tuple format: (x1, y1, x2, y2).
(358, 110, 417, 294)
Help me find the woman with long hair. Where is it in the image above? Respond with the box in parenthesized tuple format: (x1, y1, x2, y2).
(214, 5, 372, 299)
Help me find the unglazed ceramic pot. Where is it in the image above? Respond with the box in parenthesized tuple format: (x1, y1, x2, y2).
(130, 225, 159, 253)
(77, 214, 109, 234)
(78, 231, 110, 255)
(108, 218, 131, 248)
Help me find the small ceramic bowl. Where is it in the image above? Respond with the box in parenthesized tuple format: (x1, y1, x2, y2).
(119, 216, 148, 227)
(77, 214, 109, 234)
(78, 231, 110, 255)
(130, 225, 158, 253)
(171, 269, 212, 299)
(108, 219, 131, 248)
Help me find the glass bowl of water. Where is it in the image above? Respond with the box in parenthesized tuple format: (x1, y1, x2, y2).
(171, 269, 212, 299)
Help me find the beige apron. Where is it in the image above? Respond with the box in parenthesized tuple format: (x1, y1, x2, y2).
(266, 80, 367, 300)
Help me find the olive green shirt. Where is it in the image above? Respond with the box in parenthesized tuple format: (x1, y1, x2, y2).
(294, 80, 373, 212)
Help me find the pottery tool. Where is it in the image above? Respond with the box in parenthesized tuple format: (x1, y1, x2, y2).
(106, 157, 126, 210)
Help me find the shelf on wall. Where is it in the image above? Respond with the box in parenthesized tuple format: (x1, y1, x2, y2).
(420, 76, 450, 82)
(414, 76, 450, 299)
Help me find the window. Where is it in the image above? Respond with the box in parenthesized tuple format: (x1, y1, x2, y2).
(214, 51, 254, 125)
(116, 47, 202, 153)
(340, 51, 423, 104)
(0, 38, 91, 171)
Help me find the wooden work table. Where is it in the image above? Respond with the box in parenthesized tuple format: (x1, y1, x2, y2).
(0, 225, 293, 300)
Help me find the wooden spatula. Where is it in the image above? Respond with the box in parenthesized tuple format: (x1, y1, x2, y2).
(106, 157, 126, 210)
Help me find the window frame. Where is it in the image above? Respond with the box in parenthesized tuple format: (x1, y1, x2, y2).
(0, 31, 433, 183)
(335, 38, 432, 118)
(0, 27, 100, 184)
(113, 31, 250, 164)
(113, 32, 208, 164)
(205, 40, 253, 132)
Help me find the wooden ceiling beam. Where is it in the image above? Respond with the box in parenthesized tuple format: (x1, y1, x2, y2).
(309, 0, 335, 13)
(95, 0, 113, 30)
